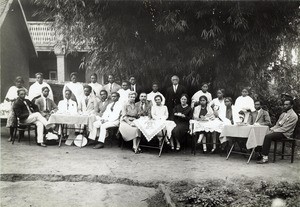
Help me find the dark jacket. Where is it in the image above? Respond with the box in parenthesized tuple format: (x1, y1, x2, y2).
(165, 84, 187, 117)
(13, 98, 39, 122)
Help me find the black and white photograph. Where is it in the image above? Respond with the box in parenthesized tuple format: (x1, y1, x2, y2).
(0, 0, 299, 206)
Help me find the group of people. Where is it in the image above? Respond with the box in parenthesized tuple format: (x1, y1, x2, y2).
(3, 72, 298, 164)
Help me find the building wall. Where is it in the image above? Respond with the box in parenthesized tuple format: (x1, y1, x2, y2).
(0, 2, 33, 101)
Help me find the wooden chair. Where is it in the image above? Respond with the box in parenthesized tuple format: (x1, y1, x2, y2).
(12, 117, 37, 145)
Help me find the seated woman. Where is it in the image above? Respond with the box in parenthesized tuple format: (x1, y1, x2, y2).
(151, 94, 169, 145)
(193, 95, 215, 153)
(62, 72, 84, 104)
(235, 88, 255, 123)
(219, 97, 239, 125)
(171, 94, 193, 151)
(119, 92, 141, 154)
(3, 76, 28, 142)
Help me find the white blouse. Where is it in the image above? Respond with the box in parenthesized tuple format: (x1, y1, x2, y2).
(151, 105, 168, 120)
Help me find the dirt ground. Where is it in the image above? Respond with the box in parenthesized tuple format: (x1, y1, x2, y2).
(1, 126, 299, 206)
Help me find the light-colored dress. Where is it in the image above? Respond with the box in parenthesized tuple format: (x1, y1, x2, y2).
(151, 105, 168, 120)
(117, 89, 131, 105)
(88, 82, 103, 98)
(209, 98, 226, 118)
(234, 96, 255, 123)
(28, 81, 53, 101)
(3, 86, 28, 127)
(119, 102, 141, 141)
(62, 82, 84, 103)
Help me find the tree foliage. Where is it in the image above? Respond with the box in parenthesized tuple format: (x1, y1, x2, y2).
(32, 0, 299, 98)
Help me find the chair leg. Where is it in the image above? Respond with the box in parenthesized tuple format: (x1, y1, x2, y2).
(273, 141, 277, 163)
(281, 141, 285, 159)
(226, 143, 235, 160)
(12, 128, 17, 144)
(28, 127, 31, 145)
(291, 141, 295, 163)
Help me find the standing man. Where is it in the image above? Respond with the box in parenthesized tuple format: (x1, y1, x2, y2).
(103, 74, 121, 98)
(28, 72, 54, 101)
(89, 92, 122, 149)
(35, 87, 58, 120)
(165, 75, 187, 119)
(129, 75, 142, 100)
(136, 92, 151, 118)
(13, 88, 53, 147)
(257, 99, 298, 164)
(147, 82, 165, 106)
(88, 73, 103, 99)
(248, 100, 271, 126)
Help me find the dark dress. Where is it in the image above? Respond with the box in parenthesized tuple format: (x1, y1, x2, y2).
(171, 104, 193, 142)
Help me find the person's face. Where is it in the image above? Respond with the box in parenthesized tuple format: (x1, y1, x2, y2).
(152, 84, 158, 92)
(217, 90, 223, 99)
(36, 75, 43, 84)
(242, 89, 248, 97)
(171, 77, 179, 85)
(139, 93, 147, 103)
(90, 75, 97, 83)
(180, 96, 187, 105)
(129, 77, 136, 85)
(254, 102, 261, 111)
(100, 91, 107, 101)
(18, 91, 26, 99)
(202, 84, 208, 92)
(111, 93, 119, 102)
(199, 98, 207, 106)
(283, 101, 292, 111)
(129, 94, 136, 102)
(108, 75, 114, 83)
(155, 97, 162, 106)
(122, 82, 128, 90)
(84, 88, 91, 96)
(15, 80, 23, 88)
(225, 99, 232, 107)
(65, 91, 71, 100)
(71, 75, 77, 83)
(42, 89, 49, 98)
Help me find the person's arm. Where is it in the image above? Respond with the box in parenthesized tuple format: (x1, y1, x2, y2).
(47, 84, 54, 101)
(13, 101, 28, 120)
(247, 112, 253, 125)
(205, 107, 215, 120)
(273, 115, 298, 134)
(261, 111, 271, 126)
(193, 106, 200, 120)
(151, 106, 157, 120)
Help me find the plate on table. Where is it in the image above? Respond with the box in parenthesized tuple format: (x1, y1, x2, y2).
(236, 122, 247, 126)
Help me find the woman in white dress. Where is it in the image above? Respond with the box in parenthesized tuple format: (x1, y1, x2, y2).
(151, 95, 169, 145)
(62, 72, 84, 104)
(234, 88, 255, 123)
(193, 95, 217, 153)
(119, 92, 141, 154)
(3, 76, 28, 141)
(191, 83, 212, 108)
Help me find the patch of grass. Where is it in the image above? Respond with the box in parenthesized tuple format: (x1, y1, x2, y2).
(170, 179, 300, 207)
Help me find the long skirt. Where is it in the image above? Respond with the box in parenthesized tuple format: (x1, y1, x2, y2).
(6, 106, 16, 128)
(119, 121, 141, 141)
(171, 122, 189, 142)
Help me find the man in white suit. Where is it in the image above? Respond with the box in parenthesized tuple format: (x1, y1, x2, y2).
(257, 99, 298, 164)
(103, 74, 121, 98)
(89, 92, 122, 149)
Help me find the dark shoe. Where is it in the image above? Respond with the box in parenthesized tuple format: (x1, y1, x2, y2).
(176, 146, 181, 151)
(256, 159, 269, 164)
(132, 147, 139, 154)
(93, 143, 104, 149)
(138, 147, 143, 153)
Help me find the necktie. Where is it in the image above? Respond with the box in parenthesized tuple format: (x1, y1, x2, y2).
(110, 102, 116, 111)
(131, 85, 135, 91)
(85, 97, 89, 107)
(67, 101, 69, 110)
(110, 84, 112, 93)
(174, 85, 177, 93)
(141, 103, 144, 110)
(45, 98, 48, 111)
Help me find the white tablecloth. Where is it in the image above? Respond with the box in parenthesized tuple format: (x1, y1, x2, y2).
(219, 125, 269, 149)
(190, 119, 224, 133)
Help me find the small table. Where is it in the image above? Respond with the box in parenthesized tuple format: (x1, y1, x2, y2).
(133, 118, 176, 157)
(219, 125, 269, 163)
(48, 113, 96, 147)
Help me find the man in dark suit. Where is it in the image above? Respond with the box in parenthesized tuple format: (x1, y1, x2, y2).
(257, 99, 298, 164)
(103, 74, 121, 99)
(35, 87, 58, 120)
(135, 92, 151, 118)
(13, 88, 52, 147)
(165, 75, 187, 119)
(129, 75, 142, 102)
(247, 100, 271, 126)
